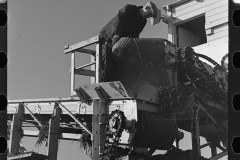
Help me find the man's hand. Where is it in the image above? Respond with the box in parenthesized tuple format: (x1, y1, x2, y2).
(112, 35, 121, 46)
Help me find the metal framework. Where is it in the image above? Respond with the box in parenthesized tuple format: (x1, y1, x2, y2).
(7, 35, 228, 160)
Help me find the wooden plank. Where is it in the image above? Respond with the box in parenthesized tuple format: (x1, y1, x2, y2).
(207, 29, 228, 42)
(8, 100, 93, 115)
(58, 102, 92, 135)
(8, 152, 49, 160)
(209, 150, 228, 160)
(64, 35, 99, 54)
(167, 7, 174, 43)
(74, 68, 95, 77)
(213, 23, 228, 34)
(92, 100, 100, 160)
(173, 0, 222, 17)
(22, 103, 43, 127)
(173, 0, 227, 24)
(75, 62, 95, 70)
(9, 103, 24, 155)
(191, 105, 201, 158)
(206, 4, 228, 18)
(173, 0, 219, 12)
(206, 11, 228, 23)
(91, 55, 95, 83)
(163, 0, 191, 12)
(75, 48, 96, 56)
(205, 17, 228, 29)
(95, 43, 101, 83)
(200, 142, 211, 149)
(99, 101, 107, 153)
(8, 97, 80, 103)
(206, 23, 228, 36)
(23, 130, 81, 140)
(47, 104, 61, 160)
(71, 52, 75, 96)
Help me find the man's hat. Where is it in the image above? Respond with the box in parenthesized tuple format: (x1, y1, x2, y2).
(151, 9, 161, 25)
(146, 1, 162, 25)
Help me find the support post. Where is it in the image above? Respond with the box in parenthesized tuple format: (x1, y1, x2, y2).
(210, 144, 217, 157)
(95, 36, 102, 83)
(47, 102, 62, 160)
(191, 104, 201, 158)
(91, 54, 95, 83)
(208, 139, 220, 157)
(9, 103, 24, 156)
(71, 52, 75, 95)
(92, 100, 107, 160)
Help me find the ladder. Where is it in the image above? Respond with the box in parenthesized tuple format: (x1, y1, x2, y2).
(64, 35, 103, 96)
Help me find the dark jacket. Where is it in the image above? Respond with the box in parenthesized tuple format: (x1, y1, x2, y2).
(99, 4, 147, 44)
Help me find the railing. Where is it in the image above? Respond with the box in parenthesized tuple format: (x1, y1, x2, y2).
(64, 35, 102, 96)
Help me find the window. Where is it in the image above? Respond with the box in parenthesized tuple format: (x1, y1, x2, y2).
(176, 15, 207, 48)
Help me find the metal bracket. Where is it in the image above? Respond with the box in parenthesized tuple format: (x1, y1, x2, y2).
(94, 86, 109, 103)
(75, 87, 89, 104)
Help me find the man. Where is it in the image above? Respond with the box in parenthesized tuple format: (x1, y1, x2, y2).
(99, 2, 162, 82)
(99, 1, 162, 47)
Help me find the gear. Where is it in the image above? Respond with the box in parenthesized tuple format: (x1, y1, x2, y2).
(101, 110, 126, 160)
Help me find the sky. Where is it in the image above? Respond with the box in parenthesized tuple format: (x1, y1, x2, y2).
(7, 0, 226, 159)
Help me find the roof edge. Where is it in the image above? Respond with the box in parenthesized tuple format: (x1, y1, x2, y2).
(162, 0, 190, 11)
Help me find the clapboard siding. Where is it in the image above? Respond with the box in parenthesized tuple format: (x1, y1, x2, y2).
(172, 0, 227, 24)
(205, 17, 228, 29)
(206, 4, 228, 18)
(207, 29, 228, 42)
(214, 23, 228, 33)
(206, 11, 228, 23)
(173, 0, 223, 17)
(206, 23, 228, 35)
(173, 0, 219, 13)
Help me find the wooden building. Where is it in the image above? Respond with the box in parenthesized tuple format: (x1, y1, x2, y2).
(163, 0, 228, 65)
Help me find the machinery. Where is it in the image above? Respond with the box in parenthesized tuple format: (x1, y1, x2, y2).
(7, 0, 229, 159)
(7, 36, 228, 160)
(80, 37, 227, 160)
